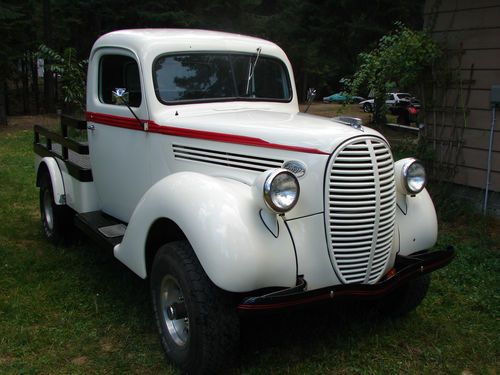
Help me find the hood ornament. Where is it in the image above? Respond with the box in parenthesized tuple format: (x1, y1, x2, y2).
(282, 160, 307, 178)
(331, 116, 364, 132)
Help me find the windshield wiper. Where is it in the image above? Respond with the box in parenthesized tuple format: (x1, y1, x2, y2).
(245, 47, 262, 95)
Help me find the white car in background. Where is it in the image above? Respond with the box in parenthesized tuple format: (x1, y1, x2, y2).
(360, 92, 421, 113)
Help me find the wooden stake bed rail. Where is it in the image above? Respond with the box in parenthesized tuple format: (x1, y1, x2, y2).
(34, 115, 93, 182)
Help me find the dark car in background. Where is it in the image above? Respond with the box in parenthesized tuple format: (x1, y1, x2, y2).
(323, 92, 365, 103)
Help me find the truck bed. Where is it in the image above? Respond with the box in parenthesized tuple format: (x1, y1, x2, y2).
(51, 143, 91, 170)
(34, 115, 93, 182)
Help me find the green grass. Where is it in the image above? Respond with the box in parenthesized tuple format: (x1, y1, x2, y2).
(0, 126, 498, 374)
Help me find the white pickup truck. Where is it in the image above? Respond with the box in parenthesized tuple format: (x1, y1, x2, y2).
(34, 29, 454, 374)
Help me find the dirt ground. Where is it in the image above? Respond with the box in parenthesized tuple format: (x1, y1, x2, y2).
(0, 114, 60, 133)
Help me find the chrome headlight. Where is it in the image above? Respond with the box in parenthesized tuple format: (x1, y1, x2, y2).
(263, 169, 300, 213)
(397, 158, 426, 194)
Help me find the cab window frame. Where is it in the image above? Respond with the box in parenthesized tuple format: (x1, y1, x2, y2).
(98, 53, 143, 108)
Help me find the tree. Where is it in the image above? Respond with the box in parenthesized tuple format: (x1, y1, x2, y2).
(38, 45, 87, 114)
(0, 2, 24, 125)
(346, 22, 441, 123)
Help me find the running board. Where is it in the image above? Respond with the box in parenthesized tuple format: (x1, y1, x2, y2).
(74, 211, 126, 252)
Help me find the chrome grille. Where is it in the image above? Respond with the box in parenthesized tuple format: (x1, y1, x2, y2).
(173, 144, 284, 172)
(325, 137, 396, 284)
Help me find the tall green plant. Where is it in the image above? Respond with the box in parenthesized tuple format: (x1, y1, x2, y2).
(38, 44, 87, 113)
(346, 22, 441, 123)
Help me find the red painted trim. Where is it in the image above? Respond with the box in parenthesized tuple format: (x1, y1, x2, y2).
(86, 112, 329, 155)
(86, 112, 143, 130)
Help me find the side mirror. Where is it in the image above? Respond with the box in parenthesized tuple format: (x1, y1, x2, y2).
(111, 88, 147, 131)
(307, 88, 317, 102)
(304, 88, 316, 113)
(112, 88, 129, 105)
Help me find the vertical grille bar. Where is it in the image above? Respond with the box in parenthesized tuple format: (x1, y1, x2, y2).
(325, 137, 396, 284)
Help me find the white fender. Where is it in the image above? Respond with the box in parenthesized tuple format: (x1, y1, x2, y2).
(114, 172, 297, 292)
(395, 188, 438, 256)
(36, 157, 66, 205)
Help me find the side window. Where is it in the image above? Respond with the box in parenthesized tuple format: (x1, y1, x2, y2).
(99, 55, 142, 107)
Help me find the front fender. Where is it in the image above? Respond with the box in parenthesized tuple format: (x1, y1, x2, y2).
(36, 157, 65, 205)
(114, 172, 297, 292)
(395, 188, 438, 255)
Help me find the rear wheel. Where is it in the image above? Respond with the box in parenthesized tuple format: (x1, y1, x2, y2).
(363, 102, 373, 112)
(39, 173, 74, 245)
(151, 241, 239, 374)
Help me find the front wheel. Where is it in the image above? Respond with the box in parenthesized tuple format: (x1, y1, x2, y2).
(151, 241, 239, 374)
(378, 274, 431, 317)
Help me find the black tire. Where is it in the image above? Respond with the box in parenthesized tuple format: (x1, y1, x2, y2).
(39, 173, 74, 245)
(378, 274, 431, 317)
(150, 241, 239, 374)
(363, 102, 373, 113)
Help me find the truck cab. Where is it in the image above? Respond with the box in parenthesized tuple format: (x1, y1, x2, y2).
(34, 29, 454, 374)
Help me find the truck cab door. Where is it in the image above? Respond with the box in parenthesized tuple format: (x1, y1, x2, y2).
(86, 48, 150, 222)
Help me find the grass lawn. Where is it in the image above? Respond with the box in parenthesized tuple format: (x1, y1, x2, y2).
(0, 117, 498, 374)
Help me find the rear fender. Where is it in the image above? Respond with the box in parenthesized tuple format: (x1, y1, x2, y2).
(114, 172, 297, 292)
(36, 157, 66, 205)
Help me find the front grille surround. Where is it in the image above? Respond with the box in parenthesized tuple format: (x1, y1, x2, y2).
(325, 136, 396, 284)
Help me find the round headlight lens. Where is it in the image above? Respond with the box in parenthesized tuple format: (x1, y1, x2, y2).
(263, 169, 300, 213)
(403, 160, 426, 194)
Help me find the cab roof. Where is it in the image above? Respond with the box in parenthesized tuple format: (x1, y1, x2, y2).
(91, 29, 285, 60)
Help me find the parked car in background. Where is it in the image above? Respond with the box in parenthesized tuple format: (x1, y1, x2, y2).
(323, 92, 365, 103)
(359, 92, 421, 113)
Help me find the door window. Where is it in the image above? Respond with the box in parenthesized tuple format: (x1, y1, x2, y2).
(99, 55, 142, 107)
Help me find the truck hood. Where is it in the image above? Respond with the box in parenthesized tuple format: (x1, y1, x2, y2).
(152, 110, 386, 155)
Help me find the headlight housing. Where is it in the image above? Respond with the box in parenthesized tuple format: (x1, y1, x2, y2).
(396, 158, 426, 195)
(262, 169, 300, 213)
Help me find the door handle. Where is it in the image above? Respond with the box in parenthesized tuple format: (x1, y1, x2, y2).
(87, 124, 95, 131)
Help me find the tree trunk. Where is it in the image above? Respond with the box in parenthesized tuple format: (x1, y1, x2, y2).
(0, 77, 7, 126)
(373, 96, 387, 124)
(43, 0, 55, 113)
(31, 53, 40, 114)
(22, 55, 30, 114)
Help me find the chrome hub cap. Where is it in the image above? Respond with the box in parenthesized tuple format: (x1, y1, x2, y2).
(160, 275, 189, 346)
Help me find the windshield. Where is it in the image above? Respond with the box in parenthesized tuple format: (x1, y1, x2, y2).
(153, 53, 292, 104)
(398, 93, 411, 99)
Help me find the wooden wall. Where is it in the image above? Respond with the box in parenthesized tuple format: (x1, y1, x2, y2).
(423, 0, 500, 191)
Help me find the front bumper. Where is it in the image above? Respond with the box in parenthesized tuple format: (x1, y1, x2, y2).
(237, 246, 455, 312)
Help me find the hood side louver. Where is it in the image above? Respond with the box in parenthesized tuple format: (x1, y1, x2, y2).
(172, 144, 284, 172)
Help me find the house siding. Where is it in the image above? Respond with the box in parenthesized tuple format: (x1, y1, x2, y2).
(424, 0, 500, 193)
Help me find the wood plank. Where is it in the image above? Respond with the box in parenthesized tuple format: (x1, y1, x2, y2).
(430, 143, 500, 172)
(451, 165, 500, 191)
(431, 27, 500, 50)
(424, 108, 498, 131)
(423, 126, 500, 151)
(424, 0, 500, 15)
(459, 49, 500, 70)
(437, 88, 495, 110)
(451, 69, 500, 90)
(431, 5, 500, 31)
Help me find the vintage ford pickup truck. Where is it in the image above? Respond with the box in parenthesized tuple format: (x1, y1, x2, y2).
(34, 29, 454, 374)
